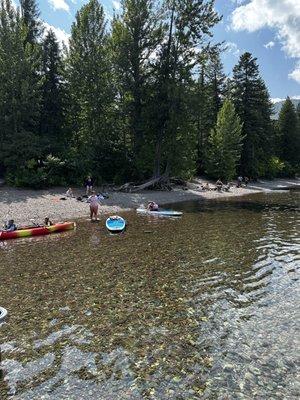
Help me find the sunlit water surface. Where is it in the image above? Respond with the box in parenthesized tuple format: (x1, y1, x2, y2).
(0, 192, 299, 399)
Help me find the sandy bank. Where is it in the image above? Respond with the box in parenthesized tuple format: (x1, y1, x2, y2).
(0, 178, 298, 225)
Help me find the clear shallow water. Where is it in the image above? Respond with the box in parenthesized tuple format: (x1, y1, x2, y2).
(0, 192, 299, 399)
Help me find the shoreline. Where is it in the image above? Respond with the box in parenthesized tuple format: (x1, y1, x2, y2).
(0, 178, 299, 225)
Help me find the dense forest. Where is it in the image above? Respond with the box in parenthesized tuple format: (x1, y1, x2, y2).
(0, 0, 299, 188)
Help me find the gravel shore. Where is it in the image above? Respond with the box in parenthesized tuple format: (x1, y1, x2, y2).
(0, 178, 298, 225)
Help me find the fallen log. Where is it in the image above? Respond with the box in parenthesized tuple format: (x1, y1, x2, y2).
(170, 177, 187, 186)
(131, 176, 163, 191)
(115, 174, 187, 193)
(114, 182, 135, 192)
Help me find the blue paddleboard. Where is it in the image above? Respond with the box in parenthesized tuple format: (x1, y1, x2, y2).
(106, 216, 126, 233)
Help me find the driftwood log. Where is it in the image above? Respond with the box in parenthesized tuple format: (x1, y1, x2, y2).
(116, 176, 186, 192)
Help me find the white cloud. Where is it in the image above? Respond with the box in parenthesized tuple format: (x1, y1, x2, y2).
(226, 42, 240, 58)
(48, 0, 70, 13)
(264, 41, 275, 49)
(289, 62, 300, 84)
(230, 0, 247, 4)
(231, 0, 300, 84)
(112, 1, 121, 10)
(44, 23, 70, 47)
(271, 98, 284, 104)
(271, 95, 300, 103)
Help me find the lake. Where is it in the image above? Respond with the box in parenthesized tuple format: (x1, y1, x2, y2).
(0, 192, 299, 399)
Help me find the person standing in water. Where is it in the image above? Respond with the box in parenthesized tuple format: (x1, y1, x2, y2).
(89, 191, 100, 221)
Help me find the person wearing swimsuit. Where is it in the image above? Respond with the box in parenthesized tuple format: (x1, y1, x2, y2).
(89, 191, 99, 221)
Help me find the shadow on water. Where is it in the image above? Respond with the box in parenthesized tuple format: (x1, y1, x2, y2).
(169, 191, 300, 214)
(0, 192, 299, 399)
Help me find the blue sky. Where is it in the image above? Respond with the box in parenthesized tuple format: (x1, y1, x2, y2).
(15, 0, 300, 101)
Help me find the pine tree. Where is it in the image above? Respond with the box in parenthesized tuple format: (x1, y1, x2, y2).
(193, 58, 213, 172)
(40, 29, 64, 154)
(278, 97, 300, 168)
(20, 0, 43, 44)
(151, 0, 221, 178)
(296, 102, 300, 123)
(0, 0, 42, 174)
(111, 0, 163, 177)
(194, 48, 226, 173)
(231, 52, 274, 178)
(296, 101, 300, 129)
(205, 99, 243, 180)
(206, 50, 226, 121)
(297, 103, 300, 169)
(66, 0, 116, 181)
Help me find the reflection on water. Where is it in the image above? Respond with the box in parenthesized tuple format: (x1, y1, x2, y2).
(0, 192, 299, 399)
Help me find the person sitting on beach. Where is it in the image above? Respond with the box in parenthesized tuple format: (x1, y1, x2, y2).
(66, 188, 74, 198)
(85, 176, 93, 195)
(89, 191, 100, 221)
(216, 179, 223, 192)
(147, 201, 159, 211)
(3, 219, 17, 232)
(44, 217, 53, 227)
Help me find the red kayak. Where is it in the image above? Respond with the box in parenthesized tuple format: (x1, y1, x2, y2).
(0, 222, 76, 240)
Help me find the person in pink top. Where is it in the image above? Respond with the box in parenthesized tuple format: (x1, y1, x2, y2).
(88, 191, 100, 221)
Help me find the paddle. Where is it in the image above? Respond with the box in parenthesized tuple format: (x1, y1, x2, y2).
(29, 219, 41, 227)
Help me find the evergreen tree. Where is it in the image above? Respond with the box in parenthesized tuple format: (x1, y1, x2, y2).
(296, 101, 300, 131)
(40, 29, 64, 154)
(193, 57, 212, 173)
(194, 48, 226, 173)
(278, 97, 300, 169)
(206, 50, 226, 121)
(20, 0, 43, 44)
(151, 0, 221, 178)
(205, 99, 243, 180)
(231, 52, 274, 178)
(296, 102, 300, 123)
(111, 0, 163, 178)
(66, 0, 116, 181)
(0, 0, 290, 186)
(0, 0, 42, 175)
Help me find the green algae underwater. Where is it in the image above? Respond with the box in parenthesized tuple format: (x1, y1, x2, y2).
(0, 192, 299, 399)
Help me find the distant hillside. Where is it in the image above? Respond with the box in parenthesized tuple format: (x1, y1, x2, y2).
(272, 99, 300, 120)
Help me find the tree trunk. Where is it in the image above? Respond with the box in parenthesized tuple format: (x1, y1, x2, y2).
(153, 140, 162, 178)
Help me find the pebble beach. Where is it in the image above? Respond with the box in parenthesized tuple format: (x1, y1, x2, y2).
(0, 178, 298, 225)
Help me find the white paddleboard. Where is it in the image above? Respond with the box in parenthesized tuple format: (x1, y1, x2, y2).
(136, 208, 183, 217)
